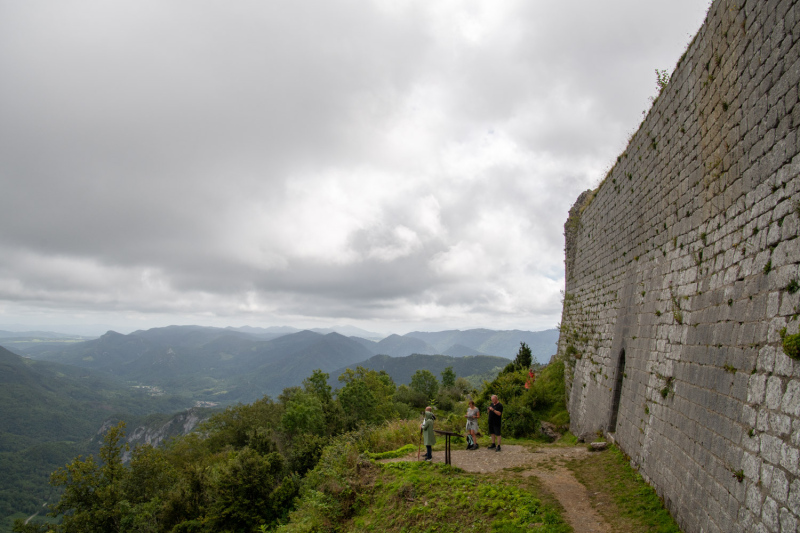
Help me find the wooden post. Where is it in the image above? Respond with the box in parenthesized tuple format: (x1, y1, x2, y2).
(434, 430, 460, 465)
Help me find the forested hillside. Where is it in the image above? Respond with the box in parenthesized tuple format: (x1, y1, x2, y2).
(15, 345, 569, 533)
(0, 346, 195, 533)
(331, 353, 509, 388)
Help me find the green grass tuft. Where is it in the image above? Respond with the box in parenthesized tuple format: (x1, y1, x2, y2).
(361, 462, 571, 533)
(365, 444, 416, 460)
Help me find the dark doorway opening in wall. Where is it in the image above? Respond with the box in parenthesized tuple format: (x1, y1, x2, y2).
(609, 349, 626, 432)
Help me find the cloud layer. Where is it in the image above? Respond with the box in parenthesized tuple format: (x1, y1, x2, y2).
(0, 0, 709, 333)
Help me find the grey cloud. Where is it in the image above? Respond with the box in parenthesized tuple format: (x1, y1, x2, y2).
(0, 0, 430, 247)
(0, 0, 709, 331)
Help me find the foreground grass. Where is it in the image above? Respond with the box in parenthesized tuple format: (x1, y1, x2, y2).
(349, 461, 570, 533)
(564, 445, 681, 533)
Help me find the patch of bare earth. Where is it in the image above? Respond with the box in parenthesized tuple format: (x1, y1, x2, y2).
(384, 444, 611, 532)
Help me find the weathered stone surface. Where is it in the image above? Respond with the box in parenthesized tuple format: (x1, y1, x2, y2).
(557, 1, 800, 531)
(540, 421, 563, 441)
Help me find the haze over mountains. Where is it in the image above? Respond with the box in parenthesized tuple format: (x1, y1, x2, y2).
(0, 323, 386, 339)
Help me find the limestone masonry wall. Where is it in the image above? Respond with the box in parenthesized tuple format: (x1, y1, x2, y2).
(557, 1, 800, 532)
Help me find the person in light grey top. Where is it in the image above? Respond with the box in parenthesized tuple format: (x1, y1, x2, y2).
(465, 400, 480, 450)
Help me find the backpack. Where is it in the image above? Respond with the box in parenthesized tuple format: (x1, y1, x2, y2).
(466, 434, 475, 449)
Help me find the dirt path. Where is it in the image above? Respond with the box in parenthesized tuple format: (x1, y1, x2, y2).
(25, 502, 47, 525)
(384, 444, 611, 532)
(521, 448, 611, 533)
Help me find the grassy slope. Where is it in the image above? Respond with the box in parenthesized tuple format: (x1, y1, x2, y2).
(275, 423, 571, 533)
(350, 462, 570, 533)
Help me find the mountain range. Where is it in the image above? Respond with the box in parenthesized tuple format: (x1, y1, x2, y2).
(7, 325, 557, 402)
(12, 327, 371, 403)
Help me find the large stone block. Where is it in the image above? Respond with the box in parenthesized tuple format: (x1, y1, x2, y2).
(780, 443, 799, 476)
(765, 376, 785, 410)
(782, 380, 800, 416)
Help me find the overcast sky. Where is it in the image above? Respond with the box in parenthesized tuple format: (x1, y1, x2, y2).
(0, 1, 710, 336)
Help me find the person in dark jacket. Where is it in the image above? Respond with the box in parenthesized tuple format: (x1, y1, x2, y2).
(487, 395, 503, 452)
(421, 406, 436, 461)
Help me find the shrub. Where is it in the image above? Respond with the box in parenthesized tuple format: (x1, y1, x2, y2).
(434, 384, 463, 412)
(502, 401, 538, 438)
(393, 384, 427, 409)
(525, 360, 568, 425)
(409, 369, 439, 402)
(392, 400, 421, 420)
(477, 360, 568, 438)
(288, 434, 329, 475)
(453, 376, 472, 395)
(276, 430, 379, 533)
(480, 370, 527, 406)
(782, 329, 800, 359)
(565, 344, 580, 359)
(360, 419, 420, 454)
(435, 390, 455, 411)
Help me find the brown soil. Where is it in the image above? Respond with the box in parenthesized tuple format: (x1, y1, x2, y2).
(384, 444, 611, 532)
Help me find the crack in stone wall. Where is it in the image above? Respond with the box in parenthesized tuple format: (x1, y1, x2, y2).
(557, 1, 800, 532)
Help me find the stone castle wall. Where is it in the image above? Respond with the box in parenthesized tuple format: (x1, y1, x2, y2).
(557, 1, 800, 531)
